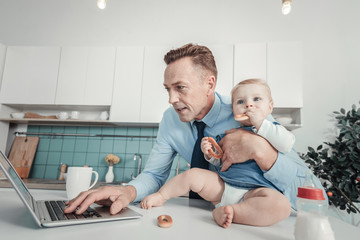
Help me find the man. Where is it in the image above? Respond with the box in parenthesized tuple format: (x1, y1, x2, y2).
(64, 43, 325, 217)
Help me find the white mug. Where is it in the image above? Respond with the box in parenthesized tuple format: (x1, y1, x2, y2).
(70, 111, 80, 119)
(65, 167, 98, 200)
(57, 112, 69, 120)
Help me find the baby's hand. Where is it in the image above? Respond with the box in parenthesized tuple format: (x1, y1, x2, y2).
(245, 107, 267, 130)
(201, 137, 213, 159)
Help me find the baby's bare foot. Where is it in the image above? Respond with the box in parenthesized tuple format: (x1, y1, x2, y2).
(212, 205, 234, 228)
(140, 192, 167, 209)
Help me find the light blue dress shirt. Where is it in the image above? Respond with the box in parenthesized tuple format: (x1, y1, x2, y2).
(129, 92, 327, 210)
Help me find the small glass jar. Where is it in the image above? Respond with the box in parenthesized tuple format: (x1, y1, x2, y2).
(294, 186, 335, 240)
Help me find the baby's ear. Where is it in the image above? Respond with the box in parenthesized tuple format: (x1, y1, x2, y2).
(269, 100, 274, 112)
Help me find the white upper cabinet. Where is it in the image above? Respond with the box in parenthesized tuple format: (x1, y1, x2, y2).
(140, 46, 171, 123)
(85, 47, 116, 105)
(0, 46, 60, 104)
(55, 47, 116, 105)
(267, 42, 303, 108)
(234, 43, 267, 84)
(56, 47, 88, 104)
(0, 43, 6, 89)
(234, 42, 303, 108)
(208, 45, 234, 97)
(110, 46, 144, 122)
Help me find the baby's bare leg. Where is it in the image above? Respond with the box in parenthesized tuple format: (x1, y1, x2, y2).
(213, 187, 291, 227)
(140, 168, 224, 209)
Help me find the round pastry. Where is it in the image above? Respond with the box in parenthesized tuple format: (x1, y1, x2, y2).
(157, 215, 173, 228)
(234, 114, 249, 121)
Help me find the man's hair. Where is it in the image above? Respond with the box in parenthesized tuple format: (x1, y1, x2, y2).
(164, 43, 218, 80)
(232, 78, 273, 102)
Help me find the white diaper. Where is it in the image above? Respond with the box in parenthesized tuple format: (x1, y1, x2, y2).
(215, 183, 248, 208)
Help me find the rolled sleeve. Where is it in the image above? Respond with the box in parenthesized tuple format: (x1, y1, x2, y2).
(262, 150, 327, 210)
(127, 109, 178, 202)
(128, 172, 160, 202)
(128, 137, 176, 202)
(263, 152, 298, 192)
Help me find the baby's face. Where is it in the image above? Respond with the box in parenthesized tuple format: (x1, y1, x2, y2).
(232, 84, 273, 118)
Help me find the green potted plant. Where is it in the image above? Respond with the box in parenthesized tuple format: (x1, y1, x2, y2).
(301, 102, 360, 213)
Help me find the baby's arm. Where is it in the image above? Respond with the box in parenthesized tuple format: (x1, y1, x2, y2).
(257, 119, 295, 153)
(201, 137, 222, 167)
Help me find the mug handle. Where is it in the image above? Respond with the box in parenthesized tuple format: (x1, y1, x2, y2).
(89, 171, 99, 190)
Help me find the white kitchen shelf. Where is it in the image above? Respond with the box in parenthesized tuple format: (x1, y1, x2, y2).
(0, 117, 112, 126)
(0, 118, 160, 127)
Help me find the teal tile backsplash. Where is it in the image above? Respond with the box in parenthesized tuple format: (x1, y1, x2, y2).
(27, 125, 189, 183)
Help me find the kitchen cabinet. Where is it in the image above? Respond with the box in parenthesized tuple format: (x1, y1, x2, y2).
(267, 42, 303, 108)
(0, 43, 6, 88)
(55, 47, 87, 105)
(0, 46, 60, 104)
(110, 46, 144, 122)
(55, 47, 116, 105)
(234, 42, 303, 129)
(208, 44, 234, 96)
(234, 42, 267, 85)
(234, 42, 303, 108)
(139, 46, 172, 123)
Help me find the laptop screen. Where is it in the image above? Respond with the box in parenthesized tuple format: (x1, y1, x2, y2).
(0, 151, 34, 210)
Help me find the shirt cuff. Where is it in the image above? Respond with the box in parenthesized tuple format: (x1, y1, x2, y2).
(128, 173, 160, 202)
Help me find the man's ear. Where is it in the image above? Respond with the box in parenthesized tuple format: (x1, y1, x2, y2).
(207, 75, 216, 95)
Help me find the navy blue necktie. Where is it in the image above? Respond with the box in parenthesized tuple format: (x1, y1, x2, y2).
(189, 121, 209, 199)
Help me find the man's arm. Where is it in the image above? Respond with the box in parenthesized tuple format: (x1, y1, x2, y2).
(65, 110, 177, 214)
(218, 128, 278, 172)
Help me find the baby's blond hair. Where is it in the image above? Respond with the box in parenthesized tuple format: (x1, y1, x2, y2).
(231, 78, 273, 103)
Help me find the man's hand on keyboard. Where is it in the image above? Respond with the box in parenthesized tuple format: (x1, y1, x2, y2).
(64, 185, 137, 215)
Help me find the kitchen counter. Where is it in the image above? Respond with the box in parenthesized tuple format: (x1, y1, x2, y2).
(0, 178, 67, 190)
(1, 188, 360, 240)
(0, 178, 126, 190)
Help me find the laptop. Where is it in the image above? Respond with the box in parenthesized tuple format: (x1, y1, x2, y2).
(0, 151, 142, 228)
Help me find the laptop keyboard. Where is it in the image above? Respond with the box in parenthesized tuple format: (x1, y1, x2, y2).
(44, 200, 102, 221)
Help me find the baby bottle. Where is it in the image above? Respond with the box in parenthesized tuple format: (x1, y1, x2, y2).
(294, 175, 335, 240)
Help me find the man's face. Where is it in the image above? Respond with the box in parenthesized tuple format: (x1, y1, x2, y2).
(163, 57, 214, 122)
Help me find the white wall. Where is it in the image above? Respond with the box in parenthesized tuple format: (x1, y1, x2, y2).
(0, 0, 359, 153)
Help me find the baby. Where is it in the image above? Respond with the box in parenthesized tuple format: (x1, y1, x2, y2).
(140, 79, 294, 228)
(202, 78, 295, 167)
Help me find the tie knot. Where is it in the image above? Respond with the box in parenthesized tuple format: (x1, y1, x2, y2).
(194, 121, 206, 136)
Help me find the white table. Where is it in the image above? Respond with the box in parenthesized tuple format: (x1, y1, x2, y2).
(0, 188, 359, 240)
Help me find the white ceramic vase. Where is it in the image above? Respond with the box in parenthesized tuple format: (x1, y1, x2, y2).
(105, 166, 114, 183)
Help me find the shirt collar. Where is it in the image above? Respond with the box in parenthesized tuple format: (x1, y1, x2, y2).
(190, 93, 221, 128)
